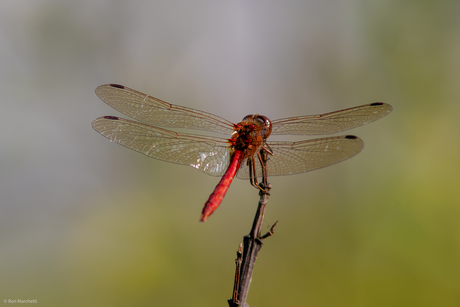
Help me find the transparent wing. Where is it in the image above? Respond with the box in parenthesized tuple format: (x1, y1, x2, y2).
(95, 84, 235, 135)
(271, 103, 393, 135)
(236, 135, 364, 179)
(92, 116, 233, 177)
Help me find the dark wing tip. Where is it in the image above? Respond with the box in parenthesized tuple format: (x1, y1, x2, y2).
(95, 84, 126, 99)
(371, 102, 393, 112)
(91, 116, 121, 132)
(103, 116, 120, 120)
(345, 135, 358, 139)
(109, 84, 125, 89)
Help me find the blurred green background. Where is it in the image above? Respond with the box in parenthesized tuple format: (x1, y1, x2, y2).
(1, 0, 459, 306)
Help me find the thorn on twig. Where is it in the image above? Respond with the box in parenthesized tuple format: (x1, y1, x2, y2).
(259, 220, 279, 240)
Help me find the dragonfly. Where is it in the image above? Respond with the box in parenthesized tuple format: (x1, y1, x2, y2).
(92, 84, 392, 221)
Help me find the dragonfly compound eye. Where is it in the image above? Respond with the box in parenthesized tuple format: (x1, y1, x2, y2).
(256, 115, 272, 139)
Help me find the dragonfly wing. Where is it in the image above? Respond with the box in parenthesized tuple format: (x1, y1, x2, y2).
(95, 84, 235, 135)
(236, 135, 364, 179)
(271, 102, 393, 135)
(92, 116, 232, 177)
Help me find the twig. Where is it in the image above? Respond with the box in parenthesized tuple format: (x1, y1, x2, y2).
(228, 151, 278, 307)
(259, 220, 279, 240)
(231, 244, 243, 304)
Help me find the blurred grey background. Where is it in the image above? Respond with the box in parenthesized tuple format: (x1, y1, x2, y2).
(1, 0, 459, 306)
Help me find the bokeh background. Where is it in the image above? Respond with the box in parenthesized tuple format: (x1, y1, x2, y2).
(1, 1, 459, 306)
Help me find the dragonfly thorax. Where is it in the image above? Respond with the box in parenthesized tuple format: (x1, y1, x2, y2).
(230, 114, 272, 156)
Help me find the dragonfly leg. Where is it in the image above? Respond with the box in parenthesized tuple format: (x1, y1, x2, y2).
(257, 150, 271, 192)
(248, 157, 255, 187)
(261, 142, 274, 156)
(248, 156, 264, 191)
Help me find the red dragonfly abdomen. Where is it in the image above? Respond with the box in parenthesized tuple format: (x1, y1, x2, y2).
(200, 150, 244, 222)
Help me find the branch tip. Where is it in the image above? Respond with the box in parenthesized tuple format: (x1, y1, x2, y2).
(259, 220, 279, 240)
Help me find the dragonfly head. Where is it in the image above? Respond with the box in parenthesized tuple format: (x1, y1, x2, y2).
(241, 114, 272, 139)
